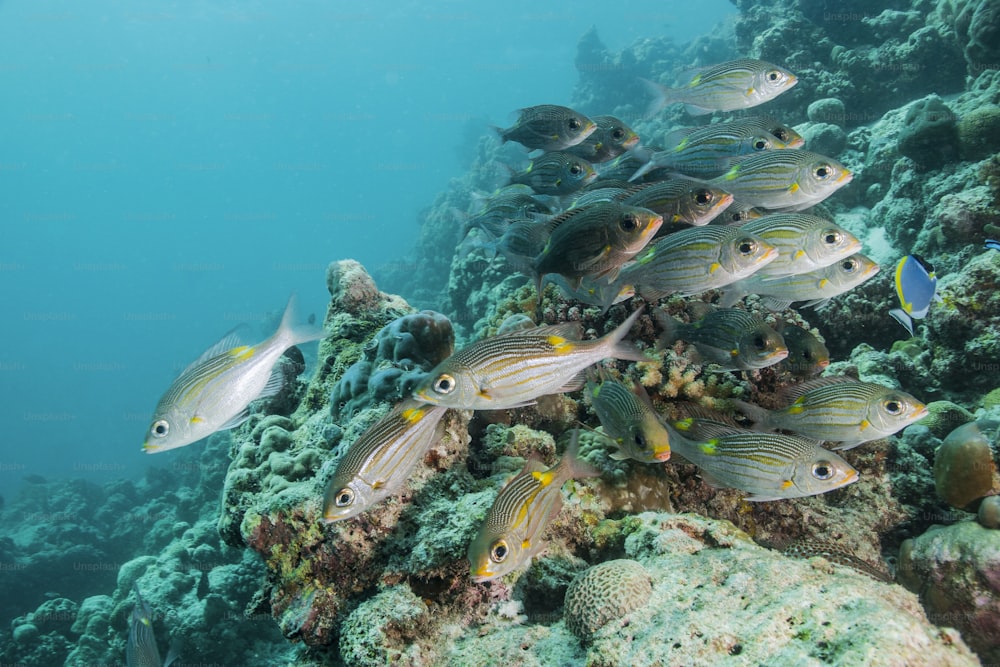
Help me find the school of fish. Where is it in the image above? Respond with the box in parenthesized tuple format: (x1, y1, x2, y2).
(142, 58, 931, 587)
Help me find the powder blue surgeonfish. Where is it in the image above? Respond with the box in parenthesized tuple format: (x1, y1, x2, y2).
(889, 254, 938, 336)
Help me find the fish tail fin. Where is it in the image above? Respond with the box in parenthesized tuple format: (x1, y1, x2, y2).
(888, 308, 915, 337)
(652, 307, 680, 350)
(628, 160, 656, 183)
(560, 429, 602, 481)
(603, 306, 648, 362)
(728, 399, 772, 431)
(641, 78, 676, 118)
(276, 293, 326, 348)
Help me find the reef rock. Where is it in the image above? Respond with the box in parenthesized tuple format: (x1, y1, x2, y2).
(448, 513, 978, 666)
(899, 519, 1000, 663)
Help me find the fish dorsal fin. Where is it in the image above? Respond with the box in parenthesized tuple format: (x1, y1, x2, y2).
(778, 376, 856, 404)
(180, 325, 251, 376)
(525, 322, 584, 340)
(686, 301, 718, 321)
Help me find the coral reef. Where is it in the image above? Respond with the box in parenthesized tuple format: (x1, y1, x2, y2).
(451, 513, 978, 666)
(563, 558, 652, 643)
(899, 519, 1000, 664)
(934, 420, 1000, 511)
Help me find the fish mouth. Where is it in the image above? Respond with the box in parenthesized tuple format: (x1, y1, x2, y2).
(835, 169, 854, 185)
(911, 404, 930, 421)
(842, 468, 859, 486)
(470, 570, 495, 583)
(653, 449, 672, 462)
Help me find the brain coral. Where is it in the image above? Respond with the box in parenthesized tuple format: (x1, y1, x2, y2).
(563, 558, 652, 643)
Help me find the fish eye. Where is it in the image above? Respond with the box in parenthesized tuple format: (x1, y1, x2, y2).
(752, 137, 770, 151)
(433, 374, 456, 395)
(569, 163, 583, 175)
(620, 213, 639, 232)
(151, 420, 169, 438)
(611, 128, 626, 140)
(490, 540, 509, 563)
(568, 117, 582, 130)
(771, 127, 790, 141)
(767, 70, 781, 82)
(633, 433, 648, 452)
(812, 461, 834, 480)
(753, 335, 767, 350)
(334, 488, 354, 507)
(823, 230, 843, 245)
(813, 163, 834, 180)
(883, 399, 904, 415)
(695, 189, 714, 206)
(737, 238, 758, 255)
(841, 258, 860, 272)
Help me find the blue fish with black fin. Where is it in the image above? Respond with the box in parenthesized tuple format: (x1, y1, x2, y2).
(986, 239, 1000, 252)
(889, 254, 938, 337)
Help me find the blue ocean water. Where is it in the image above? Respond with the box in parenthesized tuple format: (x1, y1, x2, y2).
(0, 1, 735, 492)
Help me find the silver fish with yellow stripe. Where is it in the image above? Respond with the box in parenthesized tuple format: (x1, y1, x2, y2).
(655, 304, 788, 372)
(630, 116, 804, 181)
(644, 58, 798, 116)
(508, 151, 598, 196)
(619, 225, 777, 302)
(412, 307, 647, 410)
(719, 253, 880, 311)
(143, 296, 324, 453)
(730, 377, 928, 449)
(323, 401, 448, 522)
(468, 431, 599, 581)
(586, 371, 671, 463)
(709, 150, 852, 211)
(618, 178, 734, 231)
(667, 419, 858, 501)
(740, 213, 862, 277)
(565, 114, 640, 163)
(127, 584, 178, 667)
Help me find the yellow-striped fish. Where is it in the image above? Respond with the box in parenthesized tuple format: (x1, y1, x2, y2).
(655, 304, 788, 372)
(618, 178, 734, 231)
(619, 225, 777, 302)
(586, 371, 671, 462)
(322, 401, 448, 522)
(710, 150, 852, 211)
(412, 307, 647, 410)
(565, 114, 640, 163)
(127, 584, 178, 667)
(143, 296, 324, 453)
(719, 253, 880, 310)
(668, 419, 858, 501)
(730, 377, 928, 450)
(629, 116, 804, 181)
(468, 431, 599, 582)
(644, 59, 797, 116)
(740, 213, 862, 277)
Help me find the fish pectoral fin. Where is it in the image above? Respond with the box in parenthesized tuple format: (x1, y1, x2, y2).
(257, 365, 286, 401)
(218, 409, 251, 430)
